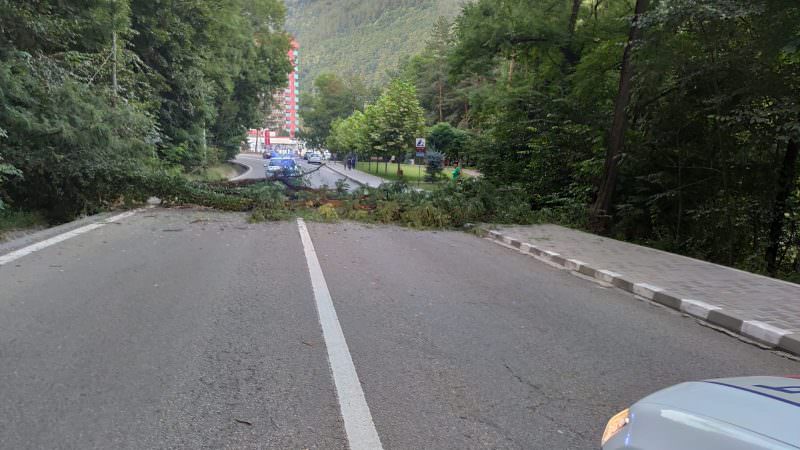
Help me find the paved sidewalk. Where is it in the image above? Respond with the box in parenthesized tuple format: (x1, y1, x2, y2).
(483, 224, 800, 356)
(462, 168, 481, 177)
(325, 161, 389, 188)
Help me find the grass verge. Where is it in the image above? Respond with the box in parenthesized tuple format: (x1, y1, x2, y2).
(355, 162, 473, 184)
(185, 163, 243, 182)
(0, 210, 47, 241)
(356, 162, 435, 182)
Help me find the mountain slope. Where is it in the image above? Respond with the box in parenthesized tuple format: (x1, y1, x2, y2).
(285, 0, 462, 86)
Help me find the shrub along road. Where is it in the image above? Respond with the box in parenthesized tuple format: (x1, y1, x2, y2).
(0, 209, 798, 449)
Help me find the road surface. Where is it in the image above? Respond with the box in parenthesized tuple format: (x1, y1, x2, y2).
(234, 154, 358, 191)
(1, 209, 798, 449)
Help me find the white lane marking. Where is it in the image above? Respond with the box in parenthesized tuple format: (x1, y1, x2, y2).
(0, 210, 139, 266)
(296, 218, 383, 450)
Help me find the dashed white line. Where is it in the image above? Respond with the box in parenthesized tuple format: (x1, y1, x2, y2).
(296, 218, 383, 450)
(0, 210, 138, 266)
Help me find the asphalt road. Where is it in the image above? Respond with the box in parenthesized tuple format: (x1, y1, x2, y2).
(1, 210, 798, 449)
(234, 154, 357, 191)
(231, 154, 267, 180)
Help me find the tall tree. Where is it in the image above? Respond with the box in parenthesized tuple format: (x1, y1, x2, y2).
(129, 0, 291, 166)
(402, 16, 460, 125)
(0, 0, 294, 218)
(365, 80, 425, 175)
(589, 0, 649, 233)
(299, 73, 371, 148)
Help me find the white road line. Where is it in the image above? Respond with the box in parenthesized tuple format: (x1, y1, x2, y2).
(296, 218, 383, 450)
(0, 210, 139, 266)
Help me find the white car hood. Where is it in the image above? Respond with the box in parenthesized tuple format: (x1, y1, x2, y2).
(637, 376, 800, 447)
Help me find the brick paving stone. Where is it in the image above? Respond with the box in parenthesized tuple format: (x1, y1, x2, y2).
(496, 224, 800, 333)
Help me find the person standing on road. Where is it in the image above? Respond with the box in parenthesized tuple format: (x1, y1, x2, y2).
(451, 161, 462, 181)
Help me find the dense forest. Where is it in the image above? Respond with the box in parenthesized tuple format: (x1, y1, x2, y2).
(305, 0, 800, 281)
(0, 0, 292, 220)
(284, 0, 462, 85)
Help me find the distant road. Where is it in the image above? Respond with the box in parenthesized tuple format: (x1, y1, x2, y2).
(231, 154, 266, 180)
(233, 154, 357, 190)
(1, 209, 797, 448)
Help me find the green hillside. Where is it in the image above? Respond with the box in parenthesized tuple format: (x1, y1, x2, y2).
(285, 0, 462, 86)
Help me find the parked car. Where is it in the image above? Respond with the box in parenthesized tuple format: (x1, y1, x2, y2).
(308, 153, 322, 164)
(322, 150, 331, 160)
(601, 375, 800, 449)
(265, 158, 301, 178)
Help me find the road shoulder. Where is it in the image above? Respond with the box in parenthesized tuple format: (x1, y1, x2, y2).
(479, 224, 800, 357)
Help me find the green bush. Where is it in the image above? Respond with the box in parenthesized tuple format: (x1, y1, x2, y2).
(335, 178, 351, 194)
(375, 200, 402, 223)
(424, 151, 444, 182)
(0, 209, 46, 239)
(401, 202, 451, 228)
(344, 209, 371, 221)
(318, 203, 340, 221)
(249, 206, 291, 222)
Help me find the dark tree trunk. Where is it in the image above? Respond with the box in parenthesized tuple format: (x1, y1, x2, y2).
(589, 0, 649, 234)
(765, 138, 799, 275)
(558, 0, 582, 66)
(567, 0, 581, 35)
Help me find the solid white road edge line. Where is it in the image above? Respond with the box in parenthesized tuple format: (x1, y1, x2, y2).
(296, 218, 383, 450)
(0, 210, 139, 266)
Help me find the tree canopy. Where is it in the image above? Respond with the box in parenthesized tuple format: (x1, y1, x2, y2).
(0, 0, 292, 219)
(390, 0, 800, 279)
(327, 79, 425, 173)
(298, 73, 373, 148)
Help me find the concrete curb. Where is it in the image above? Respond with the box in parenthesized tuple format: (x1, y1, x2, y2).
(229, 160, 252, 181)
(478, 226, 800, 357)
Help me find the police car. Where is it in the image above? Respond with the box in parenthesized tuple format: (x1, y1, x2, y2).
(602, 376, 800, 449)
